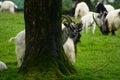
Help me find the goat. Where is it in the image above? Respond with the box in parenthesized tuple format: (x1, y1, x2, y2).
(96, 1, 115, 13)
(95, 1, 114, 21)
(9, 16, 82, 67)
(0, 2, 2, 6)
(9, 30, 25, 67)
(0, 1, 17, 13)
(62, 15, 82, 63)
(81, 12, 101, 34)
(74, 2, 89, 19)
(98, 9, 120, 35)
(0, 61, 8, 70)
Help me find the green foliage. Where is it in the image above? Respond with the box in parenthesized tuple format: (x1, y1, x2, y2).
(0, 13, 120, 80)
(0, 12, 24, 79)
(12, 0, 24, 9)
(62, 0, 72, 11)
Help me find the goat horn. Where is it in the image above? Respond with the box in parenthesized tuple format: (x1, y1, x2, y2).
(62, 15, 72, 24)
(92, 13, 100, 27)
(66, 15, 72, 23)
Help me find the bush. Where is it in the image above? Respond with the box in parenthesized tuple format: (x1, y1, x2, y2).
(62, 0, 72, 12)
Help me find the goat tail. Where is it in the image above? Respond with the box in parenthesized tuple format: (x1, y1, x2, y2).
(14, 4, 18, 8)
(8, 37, 15, 42)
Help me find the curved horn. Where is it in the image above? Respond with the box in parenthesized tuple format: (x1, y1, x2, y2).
(92, 13, 100, 27)
(62, 15, 72, 24)
(66, 15, 73, 23)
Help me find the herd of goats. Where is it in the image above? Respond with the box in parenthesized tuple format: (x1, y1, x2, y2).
(0, 0, 120, 70)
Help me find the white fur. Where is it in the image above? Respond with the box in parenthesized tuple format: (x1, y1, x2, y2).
(0, 61, 8, 70)
(74, 2, 89, 19)
(0, 1, 17, 13)
(81, 12, 101, 34)
(62, 24, 75, 63)
(63, 37, 75, 63)
(105, 9, 120, 31)
(9, 30, 25, 67)
(104, 4, 115, 12)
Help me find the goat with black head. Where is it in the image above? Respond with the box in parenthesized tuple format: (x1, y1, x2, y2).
(94, 0, 110, 35)
(62, 15, 82, 45)
(95, 0, 108, 19)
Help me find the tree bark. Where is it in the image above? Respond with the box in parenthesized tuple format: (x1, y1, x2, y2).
(18, 0, 76, 79)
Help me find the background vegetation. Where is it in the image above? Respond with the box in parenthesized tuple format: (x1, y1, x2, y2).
(0, 0, 119, 12)
(63, 0, 120, 11)
(62, 0, 72, 12)
(0, 12, 120, 80)
(63, 0, 120, 15)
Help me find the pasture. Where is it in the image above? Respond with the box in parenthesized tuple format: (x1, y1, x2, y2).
(0, 13, 120, 80)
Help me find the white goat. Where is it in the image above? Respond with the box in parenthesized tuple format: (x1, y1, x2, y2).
(0, 61, 8, 70)
(81, 12, 101, 34)
(0, 1, 17, 13)
(9, 30, 25, 67)
(100, 9, 120, 35)
(74, 2, 89, 19)
(104, 4, 115, 12)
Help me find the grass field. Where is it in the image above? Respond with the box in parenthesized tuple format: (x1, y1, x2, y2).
(0, 12, 120, 80)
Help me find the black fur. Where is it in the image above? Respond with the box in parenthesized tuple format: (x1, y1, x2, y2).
(95, 2, 108, 14)
(95, 2, 108, 18)
(100, 19, 110, 35)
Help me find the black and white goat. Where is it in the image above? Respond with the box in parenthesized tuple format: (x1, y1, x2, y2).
(62, 15, 82, 63)
(94, 1, 108, 34)
(95, 1, 108, 15)
(9, 15, 82, 67)
(95, 0, 109, 25)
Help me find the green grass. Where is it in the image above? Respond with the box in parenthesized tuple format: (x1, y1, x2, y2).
(0, 12, 25, 80)
(0, 12, 120, 80)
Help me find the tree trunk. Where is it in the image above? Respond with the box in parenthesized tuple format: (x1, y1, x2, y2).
(18, 0, 76, 79)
